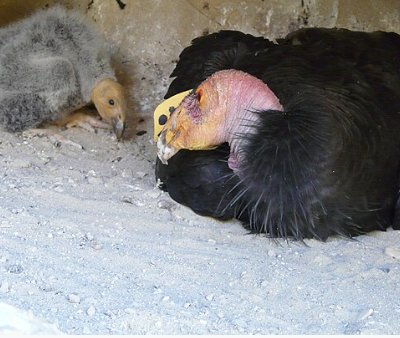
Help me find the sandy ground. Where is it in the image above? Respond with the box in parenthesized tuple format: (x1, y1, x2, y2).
(0, 108, 400, 334)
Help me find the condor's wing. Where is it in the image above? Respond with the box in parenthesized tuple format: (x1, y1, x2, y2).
(165, 30, 274, 98)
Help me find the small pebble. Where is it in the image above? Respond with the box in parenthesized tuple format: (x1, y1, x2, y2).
(136, 130, 147, 136)
(146, 190, 161, 199)
(153, 287, 163, 295)
(157, 199, 176, 211)
(7, 264, 24, 274)
(121, 196, 145, 207)
(184, 303, 192, 309)
(88, 176, 103, 185)
(126, 184, 143, 191)
(314, 254, 332, 265)
(39, 285, 54, 292)
(68, 293, 81, 304)
(85, 233, 94, 241)
(0, 281, 9, 293)
(233, 318, 247, 328)
(87, 305, 96, 317)
(90, 241, 103, 250)
(385, 247, 400, 259)
(48, 275, 58, 283)
(135, 171, 147, 179)
(267, 250, 276, 257)
(162, 296, 170, 301)
(205, 294, 215, 301)
(121, 170, 133, 179)
(0, 255, 10, 263)
(0, 221, 11, 228)
(12, 159, 32, 168)
(358, 308, 374, 321)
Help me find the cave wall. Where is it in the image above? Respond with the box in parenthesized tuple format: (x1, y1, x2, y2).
(1, 0, 399, 117)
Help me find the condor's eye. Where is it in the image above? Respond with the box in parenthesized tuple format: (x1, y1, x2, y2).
(196, 89, 203, 103)
(109, 99, 115, 106)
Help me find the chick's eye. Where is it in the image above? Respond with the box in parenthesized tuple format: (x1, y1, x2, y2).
(109, 99, 115, 106)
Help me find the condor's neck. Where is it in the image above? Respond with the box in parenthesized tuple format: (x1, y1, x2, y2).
(220, 72, 283, 155)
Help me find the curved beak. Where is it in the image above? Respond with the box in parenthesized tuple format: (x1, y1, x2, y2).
(156, 103, 220, 164)
(112, 118, 126, 140)
(156, 104, 190, 164)
(157, 129, 179, 165)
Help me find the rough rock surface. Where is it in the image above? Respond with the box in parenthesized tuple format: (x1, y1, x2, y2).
(1, 0, 400, 334)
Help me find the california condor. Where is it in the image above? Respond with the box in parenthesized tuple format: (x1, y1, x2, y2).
(156, 29, 400, 240)
(0, 6, 127, 140)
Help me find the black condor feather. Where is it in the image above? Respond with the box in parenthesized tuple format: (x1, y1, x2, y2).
(156, 143, 249, 223)
(156, 29, 400, 240)
(165, 30, 274, 98)
(157, 31, 272, 223)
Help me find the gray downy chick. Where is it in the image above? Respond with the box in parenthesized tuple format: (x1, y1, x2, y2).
(0, 5, 127, 138)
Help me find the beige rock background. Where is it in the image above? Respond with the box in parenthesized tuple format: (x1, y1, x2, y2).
(1, 1, 400, 334)
(1, 0, 399, 123)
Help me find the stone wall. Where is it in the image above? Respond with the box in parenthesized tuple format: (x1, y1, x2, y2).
(1, 0, 399, 117)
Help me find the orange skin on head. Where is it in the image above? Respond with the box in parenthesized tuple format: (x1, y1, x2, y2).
(157, 69, 283, 164)
(91, 78, 127, 139)
(160, 79, 229, 153)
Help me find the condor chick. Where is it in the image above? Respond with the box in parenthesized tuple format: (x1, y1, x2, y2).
(0, 6, 126, 139)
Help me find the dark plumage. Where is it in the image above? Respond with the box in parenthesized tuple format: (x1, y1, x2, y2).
(156, 143, 249, 222)
(156, 31, 271, 224)
(164, 30, 275, 98)
(156, 28, 400, 240)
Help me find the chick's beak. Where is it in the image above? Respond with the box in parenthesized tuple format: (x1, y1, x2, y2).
(112, 117, 126, 140)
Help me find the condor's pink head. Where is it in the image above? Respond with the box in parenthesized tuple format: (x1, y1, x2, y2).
(157, 70, 283, 165)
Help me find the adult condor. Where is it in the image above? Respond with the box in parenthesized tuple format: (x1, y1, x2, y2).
(156, 28, 400, 240)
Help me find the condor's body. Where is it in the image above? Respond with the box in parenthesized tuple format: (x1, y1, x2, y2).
(156, 29, 400, 240)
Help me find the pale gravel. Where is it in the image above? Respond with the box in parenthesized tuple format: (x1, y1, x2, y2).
(0, 117, 400, 334)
